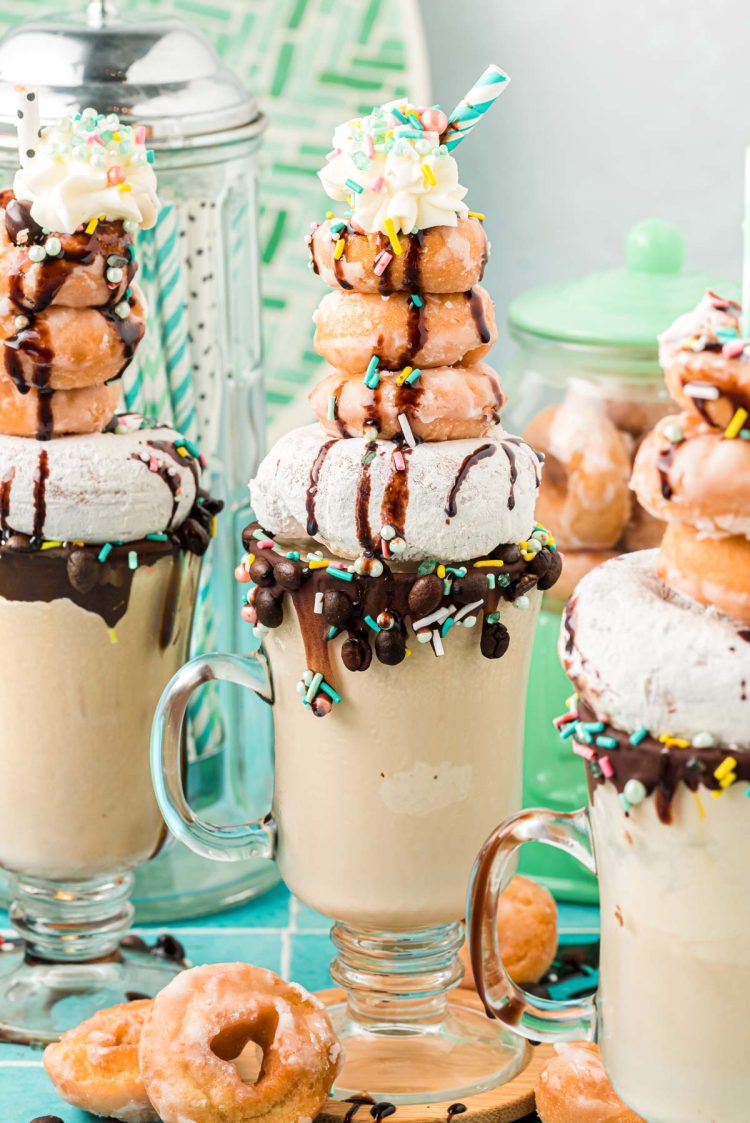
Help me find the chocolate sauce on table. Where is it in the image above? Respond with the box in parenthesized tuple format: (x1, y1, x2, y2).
(306, 439, 337, 535)
(447, 1105, 468, 1120)
(370, 1105, 396, 1121)
(344, 1096, 375, 1121)
(445, 443, 495, 517)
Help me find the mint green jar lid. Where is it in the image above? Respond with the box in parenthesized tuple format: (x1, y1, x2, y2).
(508, 219, 738, 350)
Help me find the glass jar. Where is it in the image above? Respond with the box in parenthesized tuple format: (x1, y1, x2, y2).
(505, 220, 737, 901)
(0, 3, 278, 919)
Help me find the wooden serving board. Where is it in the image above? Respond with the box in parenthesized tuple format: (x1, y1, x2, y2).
(315, 988, 550, 1122)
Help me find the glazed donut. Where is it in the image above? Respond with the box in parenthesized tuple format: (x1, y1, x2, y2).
(308, 216, 489, 293)
(0, 289, 145, 390)
(460, 875, 558, 988)
(595, 389, 672, 439)
(309, 361, 506, 440)
(658, 522, 750, 624)
(535, 1041, 644, 1123)
(545, 548, 619, 605)
(313, 285, 497, 373)
(631, 413, 750, 538)
(0, 376, 120, 437)
(43, 999, 157, 1123)
(523, 402, 632, 550)
(0, 200, 133, 311)
(138, 963, 342, 1123)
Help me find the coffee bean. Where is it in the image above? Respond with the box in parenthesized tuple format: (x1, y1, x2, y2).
(241, 525, 256, 551)
(481, 621, 510, 659)
(29, 1116, 64, 1123)
(274, 559, 301, 590)
(407, 574, 443, 617)
(341, 635, 372, 672)
(375, 629, 406, 666)
(495, 543, 522, 565)
(255, 588, 284, 628)
(152, 933, 186, 963)
(451, 572, 487, 605)
(66, 549, 98, 594)
(323, 589, 353, 626)
(120, 934, 148, 952)
(532, 547, 563, 591)
(4, 532, 31, 550)
(248, 556, 275, 587)
(178, 516, 210, 554)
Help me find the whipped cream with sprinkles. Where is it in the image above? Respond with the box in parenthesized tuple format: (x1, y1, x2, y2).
(319, 101, 469, 237)
(13, 106, 159, 235)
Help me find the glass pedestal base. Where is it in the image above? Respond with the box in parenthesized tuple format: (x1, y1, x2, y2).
(328, 1000, 530, 1105)
(326, 919, 530, 1106)
(0, 941, 182, 1045)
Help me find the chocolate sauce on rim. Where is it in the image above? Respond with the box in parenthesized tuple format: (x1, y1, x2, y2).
(467, 287, 491, 345)
(306, 439, 337, 536)
(445, 443, 495, 518)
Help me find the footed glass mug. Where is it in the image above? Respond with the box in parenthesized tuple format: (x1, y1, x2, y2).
(468, 780, 750, 1123)
(152, 589, 543, 1104)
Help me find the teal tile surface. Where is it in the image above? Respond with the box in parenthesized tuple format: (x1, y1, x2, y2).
(0, 890, 598, 1117)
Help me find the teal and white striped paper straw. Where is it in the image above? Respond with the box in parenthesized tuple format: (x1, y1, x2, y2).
(442, 64, 511, 151)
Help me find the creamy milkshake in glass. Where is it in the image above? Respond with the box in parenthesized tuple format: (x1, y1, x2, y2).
(152, 76, 564, 1105)
(0, 97, 220, 1043)
(469, 291, 750, 1123)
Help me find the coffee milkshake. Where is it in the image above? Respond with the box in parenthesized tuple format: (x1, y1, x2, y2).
(556, 291, 750, 1122)
(239, 95, 561, 929)
(0, 97, 221, 1039)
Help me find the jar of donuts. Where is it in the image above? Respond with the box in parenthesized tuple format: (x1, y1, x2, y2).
(504, 219, 737, 901)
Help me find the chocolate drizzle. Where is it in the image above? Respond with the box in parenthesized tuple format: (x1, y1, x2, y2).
(499, 442, 518, 509)
(355, 458, 374, 550)
(467, 287, 491, 344)
(380, 446, 411, 534)
(31, 450, 48, 543)
(0, 467, 13, 532)
(445, 444, 495, 517)
(306, 439, 337, 536)
(332, 224, 354, 290)
(657, 443, 677, 500)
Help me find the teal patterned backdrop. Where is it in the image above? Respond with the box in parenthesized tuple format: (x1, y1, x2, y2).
(0, 0, 428, 429)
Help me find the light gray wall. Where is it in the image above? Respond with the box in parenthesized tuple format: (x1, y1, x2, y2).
(421, 0, 749, 363)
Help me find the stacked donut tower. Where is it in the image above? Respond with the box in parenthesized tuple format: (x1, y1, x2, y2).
(242, 67, 563, 713)
(632, 290, 750, 625)
(0, 90, 216, 556)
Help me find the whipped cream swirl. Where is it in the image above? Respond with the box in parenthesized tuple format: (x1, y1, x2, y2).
(318, 101, 469, 236)
(14, 108, 159, 235)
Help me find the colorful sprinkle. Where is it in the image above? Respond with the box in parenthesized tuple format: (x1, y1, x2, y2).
(374, 250, 392, 275)
(398, 412, 417, 448)
(623, 778, 647, 805)
(345, 178, 364, 195)
(596, 736, 619, 750)
(364, 615, 381, 633)
(383, 217, 402, 256)
(327, 566, 354, 582)
(725, 408, 749, 439)
(97, 543, 113, 563)
(421, 163, 436, 186)
(629, 727, 649, 746)
(333, 238, 346, 260)
(127, 550, 138, 570)
(468, 211, 486, 220)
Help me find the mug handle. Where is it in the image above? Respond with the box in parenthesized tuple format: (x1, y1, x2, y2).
(151, 652, 276, 863)
(467, 807, 597, 1042)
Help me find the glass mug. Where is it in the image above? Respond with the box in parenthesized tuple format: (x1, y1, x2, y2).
(151, 594, 544, 1105)
(468, 781, 750, 1123)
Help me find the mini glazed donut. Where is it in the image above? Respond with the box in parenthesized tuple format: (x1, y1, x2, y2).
(535, 1041, 644, 1123)
(658, 522, 750, 624)
(43, 999, 157, 1123)
(309, 361, 506, 440)
(631, 412, 750, 538)
(460, 875, 558, 988)
(0, 376, 120, 437)
(308, 215, 489, 293)
(138, 962, 342, 1123)
(0, 288, 145, 390)
(595, 389, 672, 439)
(523, 402, 632, 550)
(0, 197, 133, 311)
(545, 548, 619, 605)
(313, 285, 497, 373)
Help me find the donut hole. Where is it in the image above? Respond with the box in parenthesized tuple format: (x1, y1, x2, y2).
(210, 1012, 277, 1085)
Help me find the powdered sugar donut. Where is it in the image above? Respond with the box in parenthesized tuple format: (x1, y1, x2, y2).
(536, 1041, 644, 1123)
(138, 963, 342, 1123)
(313, 285, 497, 372)
(308, 215, 488, 293)
(0, 414, 200, 542)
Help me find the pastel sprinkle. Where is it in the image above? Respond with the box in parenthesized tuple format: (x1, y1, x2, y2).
(725, 408, 748, 439)
(146, 532, 169, 541)
(623, 779, 647, 805)
(327, 566, 354, 582)
(327, 395, 337, 422)
(393, 449, 406, 472)
(421, 163, 436, 186)
(596, 736, 619, 750)
(305, 672, 324, 704)
(334, 238, 346, 260)
(320, 681, 342, 704)
(715, 756, 737, 781)
(468, 211, 486, 220)
(473, 559, 504, 568)
(109, 628, 118, 644)
(572, 742, 596, 762)
(345, 178, 364, 195)
(398, 412, 417, 448)
(374, 250, 393, 275)
(97, 543, 113, 562)
(127, 550, 138, 570)
(559, 721, 579, 740)
(410, 293, 424, 308)
(314, 592, 324, 614)
(371, 175, 384, 192)
(441, 615, 456, 637)
(383, 217, 402, 256)
(599, 756, 615, 779)
(629, 727, 649, 746)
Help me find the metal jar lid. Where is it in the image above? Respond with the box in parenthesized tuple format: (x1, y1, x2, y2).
(0, 0, 265, 152)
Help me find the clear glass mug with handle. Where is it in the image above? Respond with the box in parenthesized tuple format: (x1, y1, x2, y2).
(467, 782, 750, 1123)
(151, 586, 544, 1106)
